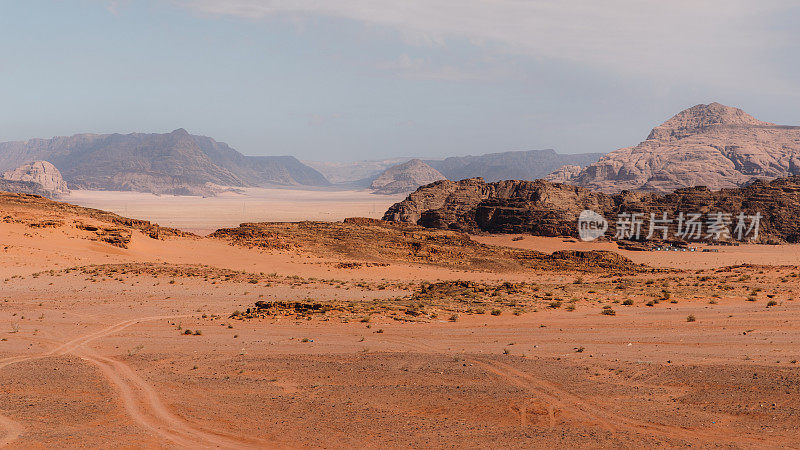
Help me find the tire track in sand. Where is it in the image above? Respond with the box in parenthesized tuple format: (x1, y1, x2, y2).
(73, 346, 260, 448)
(0, 317, 176, 447)
(0, 316, 268, 448)
(381, 336, 770, 447)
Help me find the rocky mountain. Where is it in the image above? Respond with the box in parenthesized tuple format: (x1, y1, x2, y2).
(2, 161, 69, 196)
(369, 159, 446, 194)
(561, 103, 800, 192)
(304, 158, 414, 186)
(307, 150, 601, 188)
(383, 176, 800, 243)
(425, 149, 602, 182)
(0, 129, 329, 195)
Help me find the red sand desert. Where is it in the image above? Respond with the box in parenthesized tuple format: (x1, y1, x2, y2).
(1, 193, 799, 448)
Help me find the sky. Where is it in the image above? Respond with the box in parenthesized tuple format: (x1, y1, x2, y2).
(0, 0, 798, 161)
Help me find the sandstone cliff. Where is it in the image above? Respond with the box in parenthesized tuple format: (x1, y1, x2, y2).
(560, 103, 800, 192)
(384, 176, 800, 243)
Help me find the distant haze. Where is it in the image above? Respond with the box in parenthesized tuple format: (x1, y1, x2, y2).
(1, 1, 798, 160)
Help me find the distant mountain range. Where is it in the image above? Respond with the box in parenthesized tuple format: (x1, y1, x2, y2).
(424, 149, 602, 183)
(307, 149, 603, 192)
(6, 103, 787, 199)
(0, 129, 329, 196)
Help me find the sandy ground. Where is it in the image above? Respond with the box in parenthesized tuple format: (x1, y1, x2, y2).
(64, 188, 405, 235)
(474, 234, 800, 269)
(2, 199, 800, 447)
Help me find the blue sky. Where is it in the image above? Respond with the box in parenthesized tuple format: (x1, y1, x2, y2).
(1, 0, 798, 161)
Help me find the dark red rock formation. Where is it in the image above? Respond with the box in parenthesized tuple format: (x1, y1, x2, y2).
(384, 176, 800, 243)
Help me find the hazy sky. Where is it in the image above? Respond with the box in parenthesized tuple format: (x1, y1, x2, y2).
(1, 0, 798, 160)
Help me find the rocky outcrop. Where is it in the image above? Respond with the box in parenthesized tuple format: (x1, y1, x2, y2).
(210, 216, 642, 272)
(544, 165, 582, 183)
(370, 159, 446, 194)
(2, 161, 69, 197)
(384, 178, 614, 236)
(384, 176, 800, 243)
(0, 179, 52, 198)
(563, 103, 800, 192)
(0, 129, 329, 196)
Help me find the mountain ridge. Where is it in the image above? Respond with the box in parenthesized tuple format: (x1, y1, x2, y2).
(424, 149, 603, 182)
(0, 129, 330, 195)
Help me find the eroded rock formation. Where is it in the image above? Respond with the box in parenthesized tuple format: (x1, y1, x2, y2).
(384, 176, 800, 243)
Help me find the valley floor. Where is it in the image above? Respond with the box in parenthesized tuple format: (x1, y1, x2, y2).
(63, 188, 404, 235)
